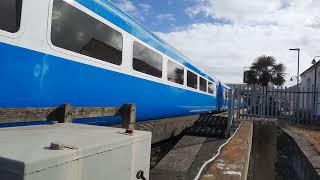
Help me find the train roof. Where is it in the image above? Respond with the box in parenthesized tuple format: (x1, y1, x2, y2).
(75, 0, 217, 82)
(220, 82, 231, 90)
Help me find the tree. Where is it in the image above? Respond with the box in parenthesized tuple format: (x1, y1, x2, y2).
(246, 55, 286, 87)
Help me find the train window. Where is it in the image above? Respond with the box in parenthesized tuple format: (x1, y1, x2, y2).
(208, 82, 216, 95)
(133, 41, 163, 78)
(51, 0, 123, 65)
(0, 0, 22, 33)
(225, 90, 228, 99)
(167, 60, 184, 85)
(187, 71, 198, 89)
(200, 77, 207, 92)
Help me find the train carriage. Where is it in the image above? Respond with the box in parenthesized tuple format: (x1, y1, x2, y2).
(218, 82, 230, 111)
(0, 0, 227, 126)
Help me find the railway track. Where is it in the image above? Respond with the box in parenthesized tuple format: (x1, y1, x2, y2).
(184, 113, 229, 138)
(150, 112, 236, 175)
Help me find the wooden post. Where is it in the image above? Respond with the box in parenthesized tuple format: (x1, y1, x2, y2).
(120, 104, 136, 129)
(48, 104, 73, 123)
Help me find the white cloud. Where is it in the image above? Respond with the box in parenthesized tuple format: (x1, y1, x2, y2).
(158, 0, 320, 86)
(156, 14, 176, 22)
(138, 3, 152, 12)
(185, 0, 320, 27)
(116, 0, 136, 13)
(158, 23, 320, 86)
(115, 0, 152, 22)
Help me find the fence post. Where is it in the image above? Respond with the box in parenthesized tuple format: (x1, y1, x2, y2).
(308, 88, 312, 120)
(293, 88, 299, 121)
(269, 87, 274, 116)
(316, 88, 319, 120)
(237, 88, 240, 119)
(258, 86, 262, 117)
(243, 87, 250, 118)
(312, 87, 316, 120)
(227, 90, 234, 138)
(284, 87, 287, 117)
(51, 104, 74, 123)
(121, 104, 136, 129)
(302, 88, 306, 120)
(266, 87, 269, 117)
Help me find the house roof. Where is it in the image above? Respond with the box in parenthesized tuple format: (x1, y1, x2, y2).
(301, 61, 320, 76)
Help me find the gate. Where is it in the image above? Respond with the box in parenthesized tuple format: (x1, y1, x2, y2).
(228, 85, 320, 122)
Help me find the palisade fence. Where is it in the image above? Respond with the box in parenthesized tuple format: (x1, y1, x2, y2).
(228, 85, 320, 122)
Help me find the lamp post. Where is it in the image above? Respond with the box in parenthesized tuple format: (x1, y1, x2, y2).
(290, 76, 298, 82)
(289, 48, 301, 91)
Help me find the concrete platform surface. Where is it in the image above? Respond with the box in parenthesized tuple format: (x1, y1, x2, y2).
(151, 135, 207, 180)
(281, 125, 320, 177)
(286, 124, 320, 155)
(201, 121, 253, 180)
(150, 119, 241, 180)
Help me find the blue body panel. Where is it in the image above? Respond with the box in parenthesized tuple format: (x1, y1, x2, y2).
(0, 42, 217, 125)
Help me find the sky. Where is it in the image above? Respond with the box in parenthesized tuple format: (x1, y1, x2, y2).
(112, 0, 320, 86)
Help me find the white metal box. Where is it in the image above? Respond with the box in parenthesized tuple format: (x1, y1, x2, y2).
(0, 123, 151, 180)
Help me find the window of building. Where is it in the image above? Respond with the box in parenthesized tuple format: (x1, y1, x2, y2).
(187, 71, 198, 89)
(0, 0, 22, 33)
(200, 77, 207, 92)
(133, 41, 163, 78)
(51, 0, 123, 65)
(167, 60, 184, 85)
(208, 82, 216, 95)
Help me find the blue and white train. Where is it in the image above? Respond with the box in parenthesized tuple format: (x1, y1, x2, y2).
(0, 0, 230, 126)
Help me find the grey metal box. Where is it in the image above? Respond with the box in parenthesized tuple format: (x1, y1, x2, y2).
(0, 124, 151, 180)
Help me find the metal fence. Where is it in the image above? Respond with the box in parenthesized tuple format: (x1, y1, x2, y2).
(228, 85, 320, 121)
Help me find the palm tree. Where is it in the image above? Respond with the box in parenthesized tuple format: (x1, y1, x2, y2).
(246, 55, 286, 87)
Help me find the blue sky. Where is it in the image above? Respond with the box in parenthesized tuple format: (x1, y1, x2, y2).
(112, 0, 320, 86)
(112, 0, 228, 32)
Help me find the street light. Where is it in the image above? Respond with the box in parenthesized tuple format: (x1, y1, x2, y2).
(290, 76, 298, 82)
(289, 48, 300, 91)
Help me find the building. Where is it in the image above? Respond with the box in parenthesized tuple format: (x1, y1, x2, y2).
(300, 61, 320, 117)
(300, 61, 320, 92)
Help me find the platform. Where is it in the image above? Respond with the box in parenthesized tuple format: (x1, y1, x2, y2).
(201, 121, 253, 180)
(280, 124, 320, 179)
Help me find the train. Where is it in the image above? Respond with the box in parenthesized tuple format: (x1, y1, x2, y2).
(0, 0, 230, 126)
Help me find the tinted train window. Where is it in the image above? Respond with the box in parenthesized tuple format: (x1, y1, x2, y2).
(133, 42, 163, 78)
(187, 71, 198, 89)
(225, 90, 228, 99)
(0, 0, 22, 33)
(51, 0, 123, 65)
(208, 82, 216, 95)
(167, 60, 184, 85)
(200, 77, 207, 92)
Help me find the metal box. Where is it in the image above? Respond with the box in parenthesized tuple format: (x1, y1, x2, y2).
(0, 123, 151, 180)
